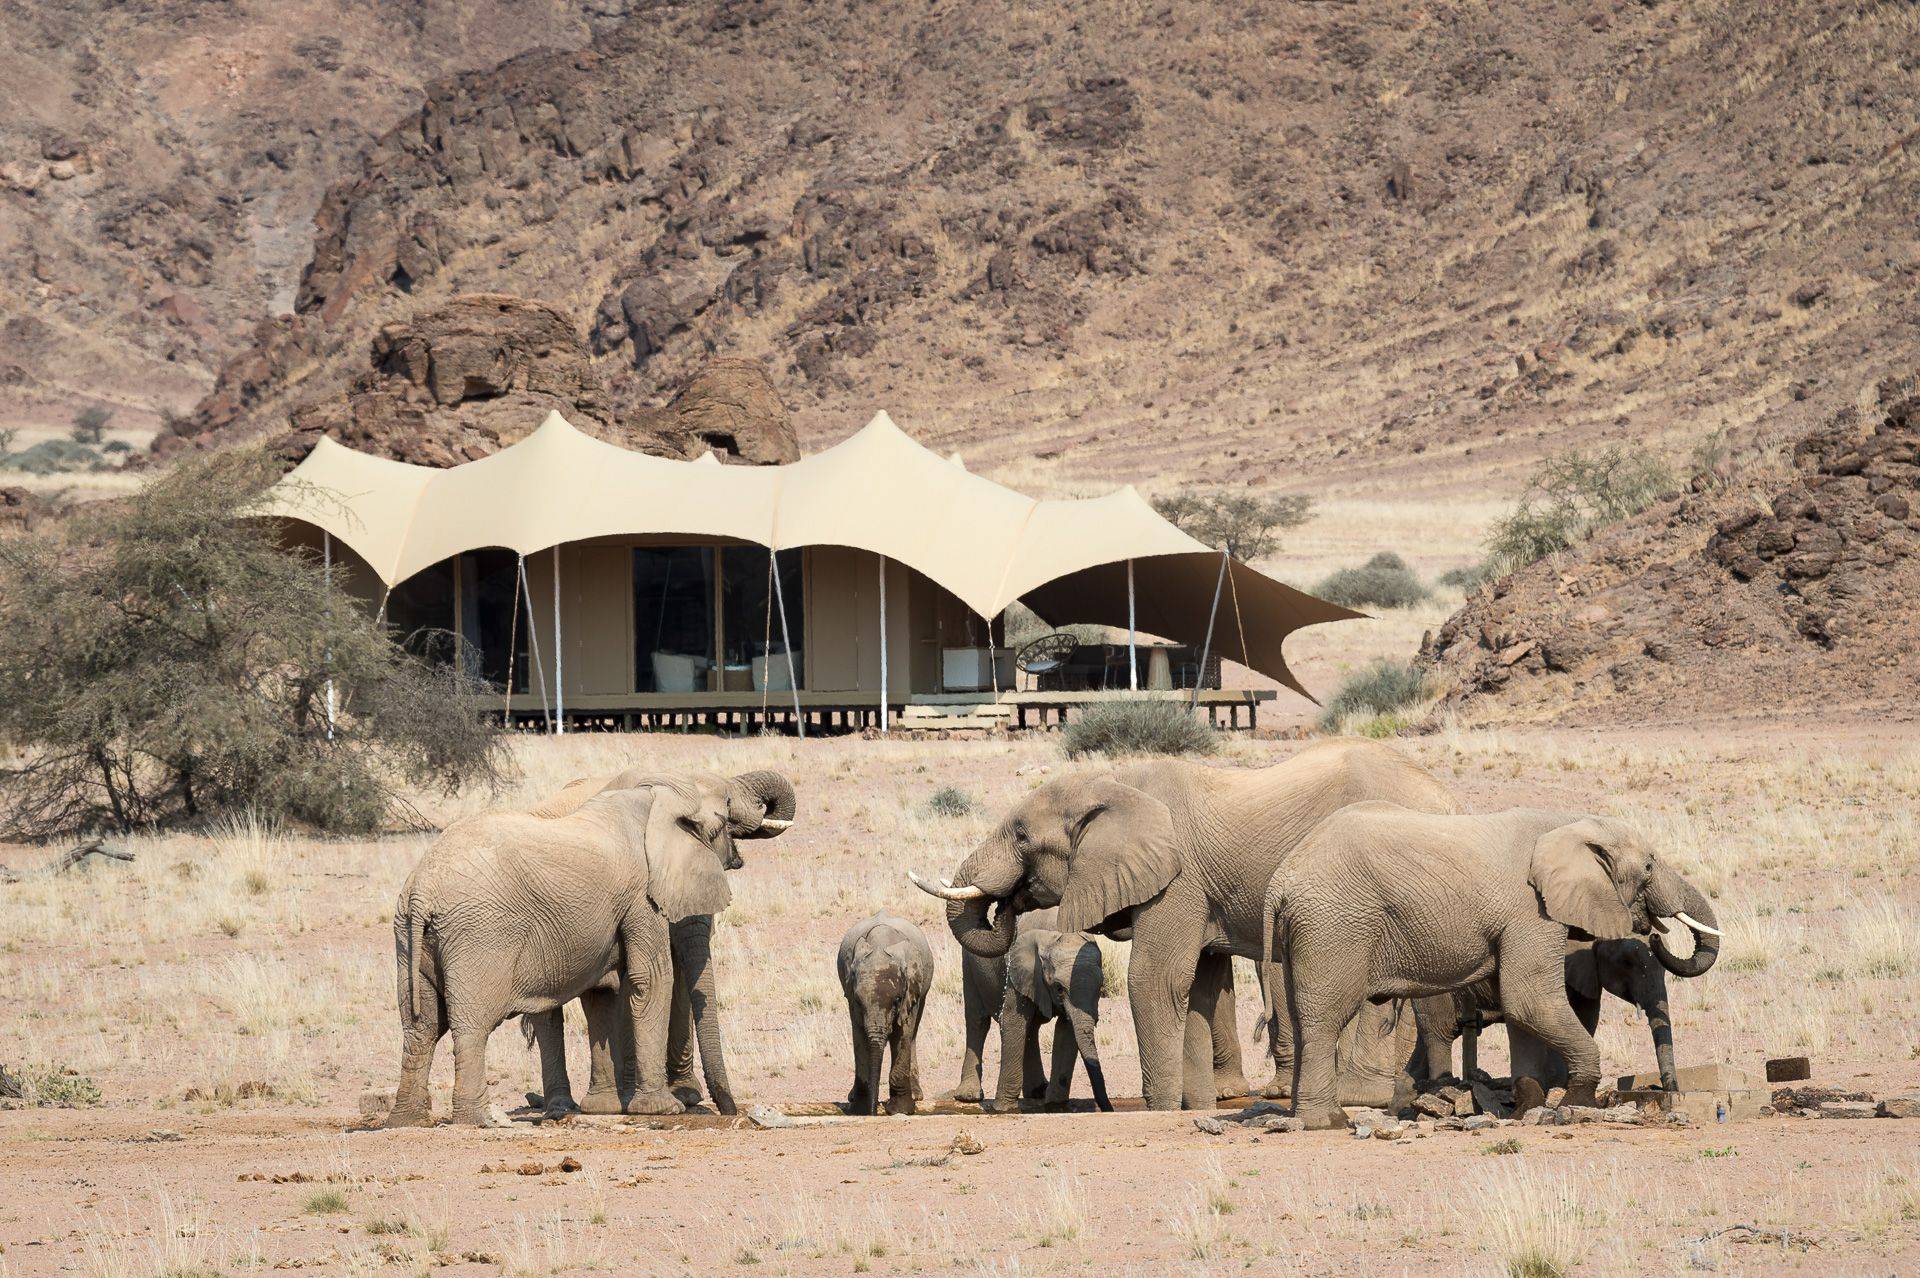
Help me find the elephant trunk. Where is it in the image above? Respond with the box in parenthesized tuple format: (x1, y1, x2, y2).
(670, 917, 736, 1115)
(993, 995, 1033, 1109)
(936, 839, 1026, 959)
(1648, 868, 1721, 978)
(727, 770, 796, 838)
(1064, 997, 1111, 1113)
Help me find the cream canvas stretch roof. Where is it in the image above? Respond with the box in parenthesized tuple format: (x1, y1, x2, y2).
(265, 410, 1355, 696)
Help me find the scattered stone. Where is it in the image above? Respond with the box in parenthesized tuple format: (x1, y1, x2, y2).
(1372, 1121, 1406, 1140)
(1772, 1085, 1873, 1112)
(558, 1156, 582, 1173)
(746, 1104, 797, 1130)
(1462, 1114, 1498, 1132)
(1255, 1116, 1305, 1133)
(1191, 1116, 1225, 1136)
(1512, 1077, 1547, 1117)
(1765, 1056, 1812, 1083)
(948, 1130, 986, 1155)
(1349, 1124, 1375, 1140)
(1819, 1101, 1878, 1120)
(1544, 1086, 1567, 1109)
(1876, 1094, 1920, 1119)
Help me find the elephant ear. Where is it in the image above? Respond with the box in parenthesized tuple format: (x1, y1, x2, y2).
(527, 775, 609, 818)
(643, 785, 731, 923)
(1530, 819, 1633, 940)
(1563, 945, 1602, 1001)
(1055, 780, 1180, 934)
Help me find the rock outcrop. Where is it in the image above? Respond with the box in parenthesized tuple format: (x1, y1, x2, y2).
(1422, 381, 1920, 724)
(159, 294, 796, 468)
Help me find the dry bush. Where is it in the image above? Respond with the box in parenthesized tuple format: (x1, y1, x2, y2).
(1062, 699, 1218, 759)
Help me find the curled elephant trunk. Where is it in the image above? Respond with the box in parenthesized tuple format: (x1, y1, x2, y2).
(727, 770, 796, 838)
(947, 895, 1019, 959)
(1649, 866, 1721, 978)
(920, 841, 1025, 959)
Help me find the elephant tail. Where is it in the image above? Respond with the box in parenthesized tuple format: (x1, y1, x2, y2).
(1258, 891, 1289, 1055)
(405, 893, 428, 1024)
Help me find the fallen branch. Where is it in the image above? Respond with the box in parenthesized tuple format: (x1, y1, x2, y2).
(0, 838, 135, 884)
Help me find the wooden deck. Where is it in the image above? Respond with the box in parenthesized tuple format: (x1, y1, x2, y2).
(494, 687, 1275, 734)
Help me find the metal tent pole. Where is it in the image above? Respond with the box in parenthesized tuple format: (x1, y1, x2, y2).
(322, 531, 337, 739)
(518, 554, 551, 732)
(770, 547, 805, 739)
(877, 552, 889, 734)
(1127, 558, 1138, 692)
(1190, 548, 1229, 713)
(551, 546, 564, 735)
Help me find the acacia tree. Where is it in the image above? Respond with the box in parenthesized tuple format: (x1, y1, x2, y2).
(0, 449, 506, 839)
(1150, 489, 1314, 560)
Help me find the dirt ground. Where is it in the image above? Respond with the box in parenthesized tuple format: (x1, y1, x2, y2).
(3, 712, 1917, 1277)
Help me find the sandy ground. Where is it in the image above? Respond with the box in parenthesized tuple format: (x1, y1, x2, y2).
(3, 713, 1917, 1277)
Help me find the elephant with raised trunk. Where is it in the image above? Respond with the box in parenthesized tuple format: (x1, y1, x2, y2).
(1261, 803, 1723, 1129)
(384, 767, 793, 1126)
(517, 768, 796, 1118)
(912, 739, 1460, 1111)
(995, 927, 1115, 1112)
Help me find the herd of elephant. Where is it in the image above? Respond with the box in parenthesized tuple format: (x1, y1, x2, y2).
(382, 739, 1722, 1130)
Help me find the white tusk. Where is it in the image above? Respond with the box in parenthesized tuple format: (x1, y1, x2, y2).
(1675, 912, 1723, 938)
(908, 870, 986, 901)
(758, 818, 792, 832)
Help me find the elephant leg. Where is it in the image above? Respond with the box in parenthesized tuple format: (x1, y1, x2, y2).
(671, 916, 734, 1115)
(886, 1021, 917, 1116)
(447, 1016, 503, 1128)
(1507, 1024, 1568, 1093)
(846, 1004, 877, 1115)
(1127, 903, 1203, 1111)
(993, 988, 1037, 1110)
(1501, 959, 1601, 1108)
(528, 1008, 577, 1116)
(385, 999, 444, 1128)
(956, 955, 995, 1103)
(1044, 1018, 1078, 1109)
(903, 996, 926, 1103)
(1409, 994, 1459, 1081)
(1259, 942, 1294, 1099)
(577, 985, 626, 1114)
(1291, 988, 1364, 1131)
(1189, 952, 1249, 1102)
(617, 912, 682, 1115)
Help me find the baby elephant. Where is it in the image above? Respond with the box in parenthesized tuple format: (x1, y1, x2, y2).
(995, 928, 1114, 1112)
(837, 913, 934, 1115)
(1262, 803, 1718, 1129)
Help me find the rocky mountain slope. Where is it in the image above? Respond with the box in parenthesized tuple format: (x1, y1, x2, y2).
(0, 0, 611, 432)
(8, 1, 1920, 497)
(1421, 379, 1920, 725)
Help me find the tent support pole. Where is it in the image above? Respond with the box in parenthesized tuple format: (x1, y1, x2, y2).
(877, 552, 888, 734)
(552, 546, 564, 735)
(771, 548, 804, 739)
(1127, 558, 1138, 692)
(1190, 548, 1229, 713)
(518, 554, 551, 733)
(322, 532, 336, 739)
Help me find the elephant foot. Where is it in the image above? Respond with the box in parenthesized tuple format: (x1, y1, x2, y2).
(1214, 1070, 1252, 1101)
(452, 1105, 511, 1129)
(1041, 1095, 1071, 1113)
(622, 1088, 685, 1116)
(1562, 1080, 1598, 1109)
(670, 1081, 704, 1110)
(1262, 1077, 1291, 1100)
(579, 1089, 625, 1115)
(381, 1106, 434, 1129)
(886, 1094, 917, 1116)
(540, 1091, 582, 1120)
(953, 1085, 984, 1104)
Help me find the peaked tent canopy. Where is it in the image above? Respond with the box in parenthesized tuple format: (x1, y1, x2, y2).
(263, 410, 1356, 699)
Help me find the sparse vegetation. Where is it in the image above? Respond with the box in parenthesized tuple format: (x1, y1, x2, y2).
(72, 404, 114, 445)
(0, 437, 104, 475)
(1469, 1162, 1594, 1278)
(1062, 699, 1218, 759)
(0, 448, 508, 838)
(304, 1189, 351, 1215)
(1313, 551, 1432, 610)
(1318, 659, 1428, 732)
(1482, 446, 1677, 578)
(0, 1061, 103, 1107)
(924, 786, 976, 818)
(1152, 489, 1314, 560)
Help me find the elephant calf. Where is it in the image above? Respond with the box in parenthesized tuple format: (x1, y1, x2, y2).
(1261, 804, 1721, 1129)
(995, 928, 1114, 1112)
(955, 906, 1058, 1104)
(837, 913, 934, 1116)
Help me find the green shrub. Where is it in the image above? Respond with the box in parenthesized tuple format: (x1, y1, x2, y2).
(1063, 699, 1218, 759)
(1151, 489, 1314, 560)
(1437, 561, 1497, 592)
(1313, 552, 1431, 610)
(1484, 446, 1675, 575)
(0, 1062, 103, 1107)
(1, 438, 101, 475)
(1318, 660, 1428, 731)
(304, 1189, 351, 1215)
(925, 786, 976, 818)
(0, 448, 508, 838)
(72, 404, 114, 444)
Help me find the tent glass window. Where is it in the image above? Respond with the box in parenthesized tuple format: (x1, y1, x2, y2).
(718, 546, 804, 692)
(385, 559, 455, 667)
(633, 547, 716, 692)
(456, 550, 523, 692)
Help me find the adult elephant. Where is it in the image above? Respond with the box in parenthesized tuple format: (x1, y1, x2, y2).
(1416, 926, 1721, 1095)
(517, 769, 794, 1118)
(384, 767, 793, 1126)
(911, 739, 1460, 1110)
(1262, 804, 1722, 1127)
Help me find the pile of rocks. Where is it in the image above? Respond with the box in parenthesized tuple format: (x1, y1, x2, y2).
(1768, 1086, 1920, 1120)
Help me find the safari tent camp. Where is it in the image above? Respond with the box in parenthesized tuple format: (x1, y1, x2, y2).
(265, 410, 1355, 731)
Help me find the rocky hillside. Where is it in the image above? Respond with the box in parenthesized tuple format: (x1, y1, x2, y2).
(1421, 380, 1920, 725)
(9, 1, 1920, 495)
(0, 0, 611, 432)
